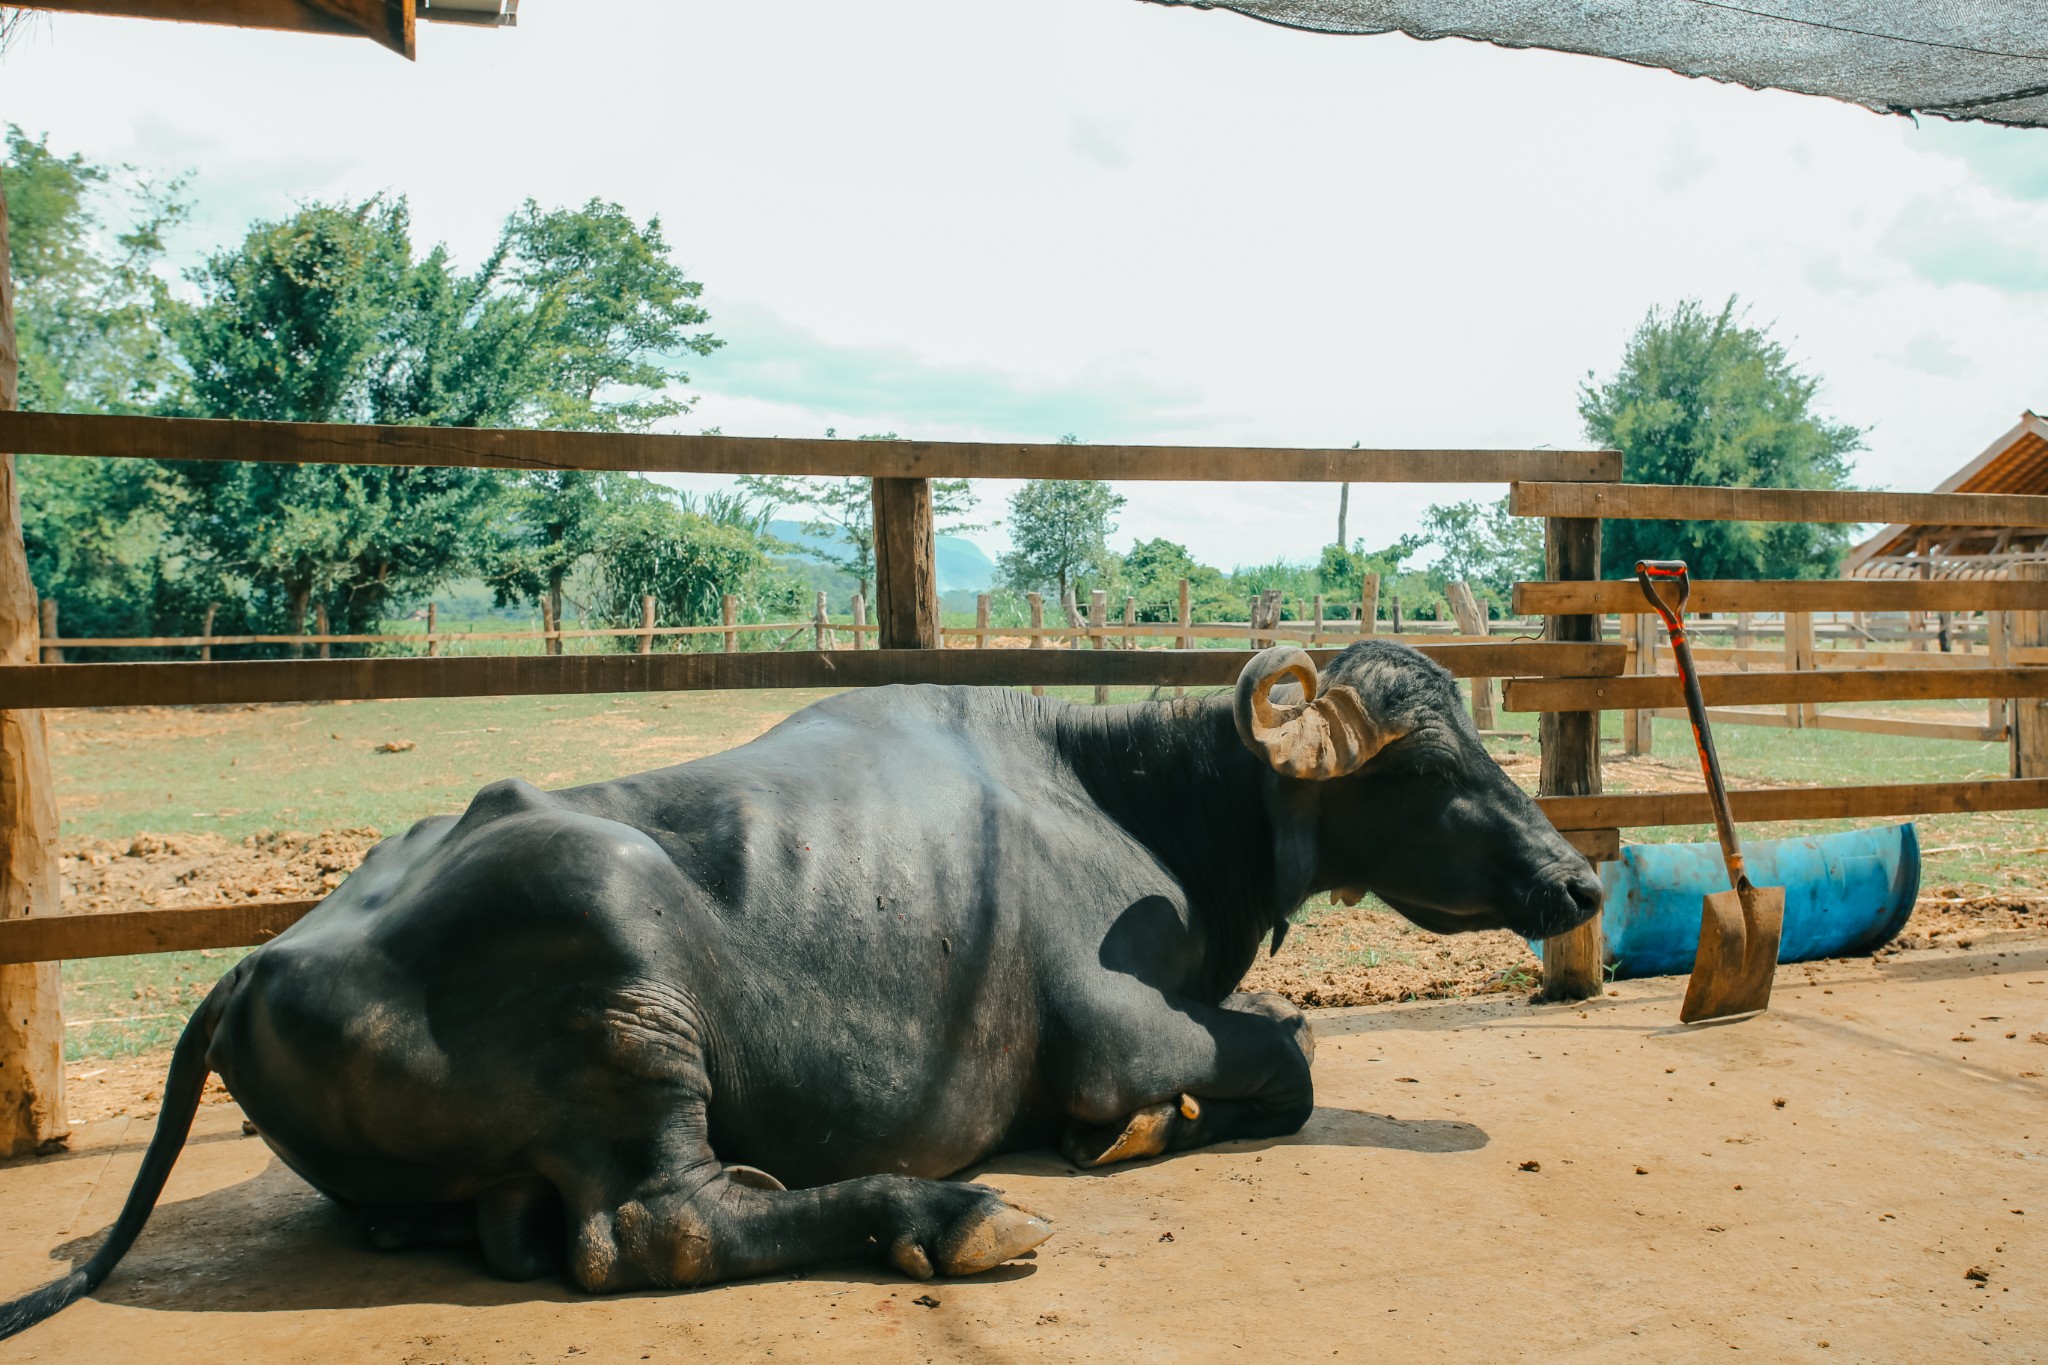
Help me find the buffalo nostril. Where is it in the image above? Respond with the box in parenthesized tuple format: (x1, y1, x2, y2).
(1566, 871, 1603, 914)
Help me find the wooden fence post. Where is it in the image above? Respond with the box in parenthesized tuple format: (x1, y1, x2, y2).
(852, 593, 867, 651)
(1445, 581, 1495, 730)
(1538, 516, 1604, 1003)
(1090, 589, 1108, 704)
(872, 477, 939, 649)
(0, 179, 66, 1157)
(1784, 611, 1815, 727)
(1312, 593, 1325, 647)
(813, 591, 831, 650)
(976, 593, 991, 649)
(1246, 595, 1259, 651)
(315, 602, 332, 661)
(1177, 577, 1192, 651)
(638, 594, 655, 655)
(201, 602, 217, 662)
(1391, 594, 1402, 634)
(1626, 613, 1656, 755)
(1360, 573, 1379, 636)
(1027, 591, 1045, 697)
(424, 602, 437, 659)
(721, 594, 738, 654)
(1989, 609, 2011, 735)
(2011, 564, 2048, 778)
(37, 598, 57, 665)
(1122, 595, 1136, 651)
(1937, 610, 1954, 653)
(1734, 610, 1752, 666)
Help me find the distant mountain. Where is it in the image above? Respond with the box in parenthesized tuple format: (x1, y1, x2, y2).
(767, 519, 995, 594)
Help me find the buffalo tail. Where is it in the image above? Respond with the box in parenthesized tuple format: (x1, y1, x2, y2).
(0, 965, 236, 1342)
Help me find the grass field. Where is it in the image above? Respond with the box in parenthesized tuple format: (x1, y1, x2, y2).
(44, 682, 2042, 1060)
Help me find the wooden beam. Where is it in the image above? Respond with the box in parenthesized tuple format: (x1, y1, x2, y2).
(0, 412, 1621, 484)
(19, 0, 414, 55)
(1538, 777, 2048, 831)
(871, 478, 939, 649)
(0, 178, 66, 1158)
(1504, 667, 2048, 713)
(1558, 828, 1620, 863)
(0, 900, 316, 966)
(0, 641, 1626, 709)
(1511, 481, 2048, 529)
(1515, 578, 2048, 616)
(1644, 708, 2003, 743)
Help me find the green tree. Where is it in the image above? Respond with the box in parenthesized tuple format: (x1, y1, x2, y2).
(592, 485, 799, 635)
(5, 125, 185, 415)
(738, 433, 977, 602)
(1418, 496, 1543, 608)
(1581, 297, 1864, 580)
(996, 478, 1126, 604)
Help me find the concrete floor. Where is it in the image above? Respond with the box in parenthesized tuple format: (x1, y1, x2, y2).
(4, 941, 2046, 1363)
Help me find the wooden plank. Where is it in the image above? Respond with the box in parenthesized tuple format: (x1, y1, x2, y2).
(1515, 577, 2048, 615)
(1511, 481, 2048, 529)
(1645, 708, 2003, 743)
(872, 478, 938, 650)
(0, 642, 1623, 708)
(1558, 828, 1620, 863)
(1504, 668, 2048, 713)
(1687, 646, 1981, 671)
(28, 0, 414, 54)
(0, 900, 316, 966)
(2013, 564, 2048, 778)
(0, 411, 1621, 484)
(1539, 778, 2048, 831)
(1537, 516, 1603, 1003)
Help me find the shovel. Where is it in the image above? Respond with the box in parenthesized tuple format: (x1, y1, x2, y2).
(1634, 560, 1785, 1024)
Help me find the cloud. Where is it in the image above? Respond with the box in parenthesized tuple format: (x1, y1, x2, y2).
(1891, 332, 1971, 379)
(1913, 122, 2048, 203)
(687, 300, 1220, 441)
(1069, 115, 1132, 170)
(1881, 195, 2048, 292)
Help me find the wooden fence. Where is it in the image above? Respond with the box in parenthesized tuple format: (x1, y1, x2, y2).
(5, 411, 2048, 1007)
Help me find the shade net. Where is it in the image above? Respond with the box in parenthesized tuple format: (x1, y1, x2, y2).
(1142, 2, 2048, 128)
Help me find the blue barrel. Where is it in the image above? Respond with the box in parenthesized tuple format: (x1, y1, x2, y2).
(1539, 823, 1921, 980)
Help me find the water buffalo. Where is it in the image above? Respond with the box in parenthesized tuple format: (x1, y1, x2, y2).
(1, 641, 1599, 1338)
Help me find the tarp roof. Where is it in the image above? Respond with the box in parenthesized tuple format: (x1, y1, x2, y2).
(1143, 2, 2048, 129)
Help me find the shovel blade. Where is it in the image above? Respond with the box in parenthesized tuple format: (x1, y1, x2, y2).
(1679, 884, 1787, 1024)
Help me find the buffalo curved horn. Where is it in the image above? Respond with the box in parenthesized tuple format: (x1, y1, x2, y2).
(1233, 646, 1397, 780)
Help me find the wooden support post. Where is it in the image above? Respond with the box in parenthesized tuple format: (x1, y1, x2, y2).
(424, 602, 438, 659)
(813, 591, 831, 650)
(721, 594, 738, 654)
(1626, 613, 1657, 755)
(1312, 593, 1325, 646)
(2011, 564, 2048, 778)
(37, 598, 57, 665)
(1122, 595, 1136, 651)
(1784, 611, 1815, 727)
(1734, 611, 1752, 666)
(1027, 591, 1045, 697)
(638, 594, 655, 655)
(315, 602, 332, 660)
(0, 178, 66, 1157)
(1177, 578, 1193, 651)
(1989, 609, 2011, 735)
(871, 477, 939, 649)
(1090, 589, 1108, 704)
(1445, 582, 1495, 730)
(1360, 573, 1379, 636)
(539, 598, 555, 657)
(1851, 609, 1867, 649)
(976, 593, 991, 650)
(201, 602, 218, 662)
(1391, 594, 1402, 634)
(1937, 610, 1954, 653)
(851, 593, 867, 651)
(1537, 516, 1603, 1003)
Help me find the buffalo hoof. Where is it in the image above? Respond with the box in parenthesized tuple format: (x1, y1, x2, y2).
(1062, 1098, 1184, 1169)
(888, 1187, 1053, 1279)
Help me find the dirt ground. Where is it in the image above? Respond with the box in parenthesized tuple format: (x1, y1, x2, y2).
(4, 941, 2045, 1362)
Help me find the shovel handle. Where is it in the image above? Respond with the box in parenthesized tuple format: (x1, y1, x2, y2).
(1634, 561, 1752, 892)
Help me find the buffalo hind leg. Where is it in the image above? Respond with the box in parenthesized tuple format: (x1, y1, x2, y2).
(1060, 990, 1315, 1169)
(564, 1166, 1052, 1292)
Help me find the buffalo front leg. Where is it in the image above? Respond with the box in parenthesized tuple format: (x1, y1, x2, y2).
(1055, 990, 1315, 1169)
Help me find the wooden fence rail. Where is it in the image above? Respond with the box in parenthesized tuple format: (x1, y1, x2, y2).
(1510, 481, 2048, 528)
(1503, 667, 2048, 713)
(0, 411, 1623, 484)
(1519, 578, 2048, 614)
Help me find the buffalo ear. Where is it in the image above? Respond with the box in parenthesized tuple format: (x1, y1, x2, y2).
(1233, 646, 1400, 781)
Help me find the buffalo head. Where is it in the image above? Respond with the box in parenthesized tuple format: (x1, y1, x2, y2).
(1235, 641, 1601, 941)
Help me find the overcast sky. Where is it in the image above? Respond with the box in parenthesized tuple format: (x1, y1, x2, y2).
(5, 0, 2047, 568)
